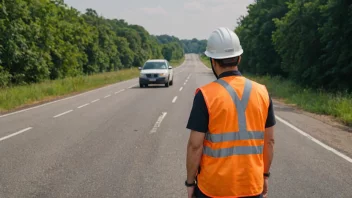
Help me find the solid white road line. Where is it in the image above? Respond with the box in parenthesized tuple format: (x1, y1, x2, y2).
(104, 94, 111, 98)
(91, 99, 100, 103)
(53, 110, 73, 118)
(179, 87, 183, 91)
(276, 115, 352, 164)
(115, 89, 125, 94)
(172, 96, 178, 103)
(150, 112, 168, 134)
(0, 127, 33, 142)
(77, 103, 89, 109)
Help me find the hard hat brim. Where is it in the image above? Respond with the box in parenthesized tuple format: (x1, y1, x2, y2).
(204, 49, 243, 59)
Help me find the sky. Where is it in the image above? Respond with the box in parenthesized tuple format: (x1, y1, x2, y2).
(64, 0, 255, 40)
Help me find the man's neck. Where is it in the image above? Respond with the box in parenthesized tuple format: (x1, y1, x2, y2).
(218, 67, 238, 75)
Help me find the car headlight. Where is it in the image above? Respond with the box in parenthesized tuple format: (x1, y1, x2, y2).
(159, 73, 168, 77)
(140, 73, 146, 77)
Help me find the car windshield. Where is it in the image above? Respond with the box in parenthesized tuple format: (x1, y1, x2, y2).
(142, 62, 167, 70)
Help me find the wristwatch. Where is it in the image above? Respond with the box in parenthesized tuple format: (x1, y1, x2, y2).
(185, 180, 196, 187)
(264, 172, 270, 178)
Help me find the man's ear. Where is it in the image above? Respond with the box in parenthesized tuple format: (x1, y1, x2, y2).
(211, 58, 215, 66)
(238, 56, 242, 65)
(211, 59, 218, 68)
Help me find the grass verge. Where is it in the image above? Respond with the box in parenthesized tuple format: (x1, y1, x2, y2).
(199, 54, 352, 126)
(0, 57, 185, 113)
(200, 54, 211, 68)
(170, 56, 185, 67)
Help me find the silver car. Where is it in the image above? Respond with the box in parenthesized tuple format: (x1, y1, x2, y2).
(138, 59, 174, 88)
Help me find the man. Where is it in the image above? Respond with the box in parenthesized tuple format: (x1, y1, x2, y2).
(185, 27, 276, 198)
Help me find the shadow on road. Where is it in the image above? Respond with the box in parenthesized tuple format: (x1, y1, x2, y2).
(130, 85, 169, 89)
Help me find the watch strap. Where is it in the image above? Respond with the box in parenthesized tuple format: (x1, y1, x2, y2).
(185, 180, 196, 187)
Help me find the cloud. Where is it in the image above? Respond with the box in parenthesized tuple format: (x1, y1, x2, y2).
(140, 6, 167, 16)
(184, 1, 205, 11)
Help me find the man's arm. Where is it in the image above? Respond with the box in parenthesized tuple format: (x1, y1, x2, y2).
(185, 90, 209, 183)
(264, 95, 276, 174)
(263, 126, 274, 174)
(186, 131, 205, 183)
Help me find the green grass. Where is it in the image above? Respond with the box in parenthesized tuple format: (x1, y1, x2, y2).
(170, 56, 185, 67)
(200, 54, 211, 68)
(199, 54, 352, 127)
(0, 57, 185, 113)
(247, 75, 352, 126)
(0, 69, 140, 112)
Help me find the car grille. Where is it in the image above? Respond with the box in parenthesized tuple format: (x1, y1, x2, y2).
(146, 74, 159, 78)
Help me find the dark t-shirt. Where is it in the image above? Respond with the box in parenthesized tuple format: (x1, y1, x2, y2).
(186, 71, 276, 133)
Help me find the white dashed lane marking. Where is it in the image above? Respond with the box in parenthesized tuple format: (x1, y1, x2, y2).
(91, 99, 100, 103)
(150, 112, 167, 134)
(115, 89, 125, 94)
(77, 103, 89, 109)
(53, 110, 73, 118)
(172, 96, 178, 103)
(128, 84, 138, 89)
(0, 127, 33, 142)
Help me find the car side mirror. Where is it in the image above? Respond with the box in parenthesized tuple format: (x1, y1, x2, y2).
(138, 67, 142, 70)
(168, 66, 173, 69)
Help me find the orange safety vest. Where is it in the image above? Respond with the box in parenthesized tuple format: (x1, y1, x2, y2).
(197, 75, 270, 198)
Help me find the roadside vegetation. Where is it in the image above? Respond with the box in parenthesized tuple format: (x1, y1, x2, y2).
(0, 0, 187, 112)
(0, 58, 185, 113)
(0, 69, 139, 112)
(170, 57, 185, 67)
(181, 39, 207, 54)
(232, 0, 351, 126)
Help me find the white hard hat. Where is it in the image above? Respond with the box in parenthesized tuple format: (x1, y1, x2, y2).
(204, 27, 243, 59)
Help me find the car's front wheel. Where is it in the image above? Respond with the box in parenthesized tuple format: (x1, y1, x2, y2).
(170, 76, 174, 86)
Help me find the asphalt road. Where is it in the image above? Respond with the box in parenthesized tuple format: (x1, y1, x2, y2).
(0, 54, 351, 198)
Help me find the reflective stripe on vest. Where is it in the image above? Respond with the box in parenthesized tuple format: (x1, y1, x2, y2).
(203, 78, 264, 158)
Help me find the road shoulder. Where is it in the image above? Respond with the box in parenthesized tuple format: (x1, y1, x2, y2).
(273, 98, 352, 159)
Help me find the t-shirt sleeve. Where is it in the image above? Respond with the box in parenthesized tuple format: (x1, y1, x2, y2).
(265, 95, 276, 128)
(186, 90, 209, 133)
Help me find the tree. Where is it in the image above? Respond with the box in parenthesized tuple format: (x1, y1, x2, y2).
(0, 0, 185, 87)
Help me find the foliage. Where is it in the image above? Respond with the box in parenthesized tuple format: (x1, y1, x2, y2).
(235, 0, 352, 92)
(0, 0, 182, 87)
(181, 38, 207, 54)
(155, 35, 184, 61)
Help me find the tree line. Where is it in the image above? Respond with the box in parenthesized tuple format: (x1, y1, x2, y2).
(0, 0, 184, 87)
(155, 35, 184, 62)
(181, 39, 207, 54)
(235, 0, 351, 92)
